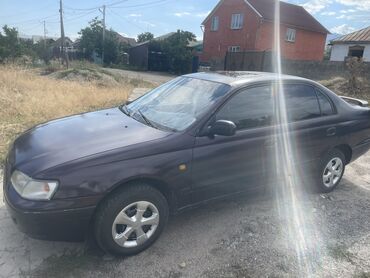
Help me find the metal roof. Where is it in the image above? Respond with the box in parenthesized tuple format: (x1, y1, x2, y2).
(331, 26, 370, 44)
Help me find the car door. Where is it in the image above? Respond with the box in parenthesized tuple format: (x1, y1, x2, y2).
(263, 83, 339, 178)
(191, 85, 275, 203)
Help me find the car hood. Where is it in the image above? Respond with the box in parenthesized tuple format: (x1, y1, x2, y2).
(12, 108, 170, 175)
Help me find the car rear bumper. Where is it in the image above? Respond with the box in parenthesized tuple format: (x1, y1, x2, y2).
(4, 193, 95, 241)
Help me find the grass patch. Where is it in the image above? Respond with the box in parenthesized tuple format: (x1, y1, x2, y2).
(0, 64, 153, 162)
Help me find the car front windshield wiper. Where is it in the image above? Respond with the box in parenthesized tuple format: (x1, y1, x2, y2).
(119, 104, 131, 116)
(136, 109, 157, 129)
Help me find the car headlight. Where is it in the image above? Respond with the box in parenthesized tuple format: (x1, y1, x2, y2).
(10, 170, 58, 201)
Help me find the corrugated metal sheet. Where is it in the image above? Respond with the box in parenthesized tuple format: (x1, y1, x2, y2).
(331, 26, 370, 44)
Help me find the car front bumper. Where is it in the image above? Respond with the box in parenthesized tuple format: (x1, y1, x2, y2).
(4, 190, 95, 241)
(3, 159, 97, 241)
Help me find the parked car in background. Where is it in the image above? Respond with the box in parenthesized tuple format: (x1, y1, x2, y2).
(4, 72, 370, 256)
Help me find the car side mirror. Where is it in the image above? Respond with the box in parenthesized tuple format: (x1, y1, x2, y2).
(209, 120, 237, 136)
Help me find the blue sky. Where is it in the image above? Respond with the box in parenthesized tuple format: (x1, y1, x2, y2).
(0, 0, 369, 40)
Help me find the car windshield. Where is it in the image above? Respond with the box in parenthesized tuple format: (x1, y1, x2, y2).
(125, 77, 230, 131)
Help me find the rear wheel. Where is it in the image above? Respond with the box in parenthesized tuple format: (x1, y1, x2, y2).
(316, 149, 345, 193)
(94, 183, 169, 256)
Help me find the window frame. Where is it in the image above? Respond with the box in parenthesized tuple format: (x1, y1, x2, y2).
(230, 13, 244, 30)
(285, 28, 296, 43)
(228, 46, 241, 52)
(314, 87, 337, 116)
(211, 16, 219, 31)
(197, 82, 337, 137)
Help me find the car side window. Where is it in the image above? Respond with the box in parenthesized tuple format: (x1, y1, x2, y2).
(316, 89, 335, 116)
(215, 86, 273, 130)
(283, 84, 321, 122)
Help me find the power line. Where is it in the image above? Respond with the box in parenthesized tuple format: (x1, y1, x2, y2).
(108, 9, 146, 32)
(110, 0, 171, 10)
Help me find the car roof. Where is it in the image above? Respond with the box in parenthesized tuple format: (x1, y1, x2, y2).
(184, 71, 310, 87)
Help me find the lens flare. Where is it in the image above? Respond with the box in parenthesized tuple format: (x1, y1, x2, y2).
(271, 0, 323, 275)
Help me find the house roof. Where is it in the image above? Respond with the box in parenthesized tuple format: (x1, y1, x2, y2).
(114, 33, 137, 47)
(132, 32, 176, 47)
(202, 0, 329, 34)
(330, 26, 370, 44)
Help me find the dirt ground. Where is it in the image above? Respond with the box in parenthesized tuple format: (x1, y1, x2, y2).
(1, 151, 370, 278)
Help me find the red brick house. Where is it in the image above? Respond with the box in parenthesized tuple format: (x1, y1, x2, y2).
(201, 0, 330, 65)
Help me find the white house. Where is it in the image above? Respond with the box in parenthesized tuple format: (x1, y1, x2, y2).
(330, 26, 370, 62)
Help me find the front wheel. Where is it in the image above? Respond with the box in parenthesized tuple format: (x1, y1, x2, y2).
(316, 149, 346, 193)
(94, 183, 169, 256)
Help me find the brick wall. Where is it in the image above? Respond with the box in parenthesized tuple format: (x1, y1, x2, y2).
(201, 0, 260, 63)
(255, 21, 327, 61)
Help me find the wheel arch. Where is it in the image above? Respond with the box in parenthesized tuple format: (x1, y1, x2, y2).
(334, 144, 352, 164)
(94, 176, 177, 217)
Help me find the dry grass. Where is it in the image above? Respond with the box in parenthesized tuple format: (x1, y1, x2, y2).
(319, 76, 370, 102)
(0, 65, 150, 162)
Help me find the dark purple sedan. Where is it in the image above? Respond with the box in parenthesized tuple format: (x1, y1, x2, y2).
(3, 72, 370, 256)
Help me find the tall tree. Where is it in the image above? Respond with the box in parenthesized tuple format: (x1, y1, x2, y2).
(78, 18, 120, 64)
(0, 25, 22, 62)
(137, 32, 154, 43)
(160, 30, 196, 74)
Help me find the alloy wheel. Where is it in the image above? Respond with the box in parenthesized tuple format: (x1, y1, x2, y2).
(322, 157, 343, 188)
(111, 201, 159, 248)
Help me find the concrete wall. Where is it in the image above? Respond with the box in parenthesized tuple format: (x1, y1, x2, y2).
(330, 44, 370, 62)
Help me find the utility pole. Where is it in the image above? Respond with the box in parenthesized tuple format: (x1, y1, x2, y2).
(43, 20, 46, 49)
(100, 5, 106, 65)
(59, 0, 68, 68)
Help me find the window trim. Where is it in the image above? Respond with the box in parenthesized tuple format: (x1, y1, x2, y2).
(197, 82, 338, 137)
(230, 13, 244, 30)
(285, 28, 296, 43)
(211, 16, 219, 31)
(314, 87, 337, 116)
(228, 46, 241, 52)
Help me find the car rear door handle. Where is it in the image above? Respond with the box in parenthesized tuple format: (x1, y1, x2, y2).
(326, 127, 336, 137)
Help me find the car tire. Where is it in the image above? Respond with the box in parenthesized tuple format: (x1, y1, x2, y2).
(94, 183, 169, 256)
(316, 148, 346, 193)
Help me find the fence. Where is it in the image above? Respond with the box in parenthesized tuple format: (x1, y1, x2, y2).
(223, 51, 370, 80)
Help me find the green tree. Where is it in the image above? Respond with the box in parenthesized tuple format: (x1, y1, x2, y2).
(137, 32, 154, 43)
(160, 30, 196, 74)
(78, 18, 121, 65)
(0, 25, 22, 62)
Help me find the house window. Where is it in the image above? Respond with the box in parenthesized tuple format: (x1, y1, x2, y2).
(231, 14, 244, 29)
(211, 16, 219, 31)
(285, 28, 296, 42)
(228, 46, 241, 52)
(348, 45, 365, 58)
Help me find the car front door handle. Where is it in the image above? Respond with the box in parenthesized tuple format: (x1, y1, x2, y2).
(326, 127, 336, 137)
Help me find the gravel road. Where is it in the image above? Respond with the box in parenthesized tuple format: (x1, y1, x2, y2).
(1, 152, 370, 278)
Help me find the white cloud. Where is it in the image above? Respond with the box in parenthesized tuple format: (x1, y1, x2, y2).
(128, 13, 142, 17)
(321, 11, 336, 15)
(174, 12, 191, 17)
(336, 0, 370, 10)
(196, 11, 211, 18)
(302, 0, 333, 14)
(330, 24, 356, 34)
(339, 9, 356, 13)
